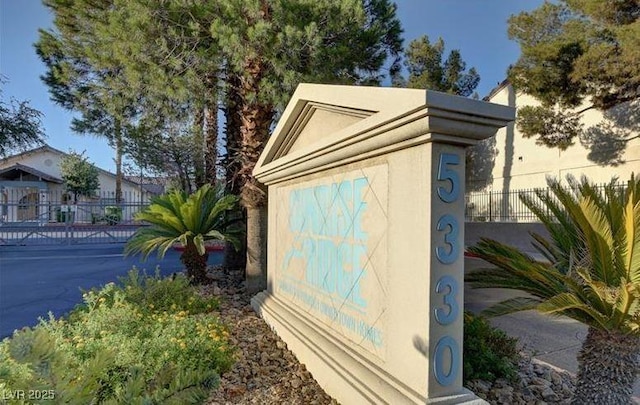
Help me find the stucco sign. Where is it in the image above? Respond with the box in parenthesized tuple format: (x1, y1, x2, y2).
(253, 84, 514, 404)
(276, 164, 388, 357)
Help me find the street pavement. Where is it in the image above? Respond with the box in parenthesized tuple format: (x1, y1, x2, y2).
(0, 244, 223, 338)
(465, 256, 640, 399)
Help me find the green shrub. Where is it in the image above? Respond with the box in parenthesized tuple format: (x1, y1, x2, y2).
(0, 269, 233, 404)
(463, 311, 520, 383)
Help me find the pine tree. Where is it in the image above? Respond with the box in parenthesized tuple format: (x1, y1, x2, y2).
(402, 35, 480, 97)
(508, 0, 640, 150)
(0, 78, 45, 156)
(36, 0, 135, 202)
(210, 0, 403, 292)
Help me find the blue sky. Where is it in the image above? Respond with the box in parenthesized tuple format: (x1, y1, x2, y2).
(1, 0, 542, 173)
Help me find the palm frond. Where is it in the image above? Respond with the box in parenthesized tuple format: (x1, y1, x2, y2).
(537, 292, 610, 330)
(125, 185, 242, 263)
(469, 173, 640, 335)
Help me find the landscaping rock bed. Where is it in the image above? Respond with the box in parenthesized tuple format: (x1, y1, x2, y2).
(201, 267, 575, 405)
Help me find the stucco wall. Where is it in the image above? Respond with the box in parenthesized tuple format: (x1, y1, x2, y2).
(468, 84, 639, 192)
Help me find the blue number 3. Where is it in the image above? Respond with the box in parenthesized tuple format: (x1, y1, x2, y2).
(436, 214, 459, 264)
(434, 275, 459, 325)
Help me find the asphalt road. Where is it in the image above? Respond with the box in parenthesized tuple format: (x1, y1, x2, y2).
(0, 244, 223, 338)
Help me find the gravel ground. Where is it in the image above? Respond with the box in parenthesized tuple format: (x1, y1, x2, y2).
(202, 268, 337, 405)
(200, 267, 576, 405)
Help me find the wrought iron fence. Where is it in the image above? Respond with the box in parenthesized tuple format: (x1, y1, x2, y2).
(0, 190, 150, 245)
(465, 182, 628, 223)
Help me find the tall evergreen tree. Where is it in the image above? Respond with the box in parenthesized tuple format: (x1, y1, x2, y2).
(36, 0, 134, 202)
(38, 0, 403, 291)
(104, 0, 223, 187)
(0, 78, 45, 156)
(210, 0, 403, 292)
(508, 0, 640, 150)
(402, 35, 480, 97)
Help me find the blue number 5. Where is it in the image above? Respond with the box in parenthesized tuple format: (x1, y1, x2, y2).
(437, 153, 460, 203)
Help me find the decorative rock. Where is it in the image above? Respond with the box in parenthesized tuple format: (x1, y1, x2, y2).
(202, 266, 576, 405)
(542, 387, 560, 402)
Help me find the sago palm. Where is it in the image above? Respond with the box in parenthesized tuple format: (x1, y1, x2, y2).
(125, 184, 241, 284)
(467, 174, 640, 404)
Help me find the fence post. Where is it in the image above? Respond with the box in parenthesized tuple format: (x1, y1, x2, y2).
(488, 190, 493, 222)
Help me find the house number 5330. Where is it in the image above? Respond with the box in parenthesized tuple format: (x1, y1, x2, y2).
(433, 152, 461, 387)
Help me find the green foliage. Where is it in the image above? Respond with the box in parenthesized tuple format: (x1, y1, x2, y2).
(115, 268, 221, 316)
(0, 78, 46, 157)
(0, 270, 233, 404)
(36, 0, 140, 201)
(467, 173, 640, 333)
(463, 312, 519, 383)
(507, 0, 640, 149)
(59, 150, 100, 199)
(125, 184, 242, 282)
(126, 184, 241, 259)
(402, 35, 480, 97)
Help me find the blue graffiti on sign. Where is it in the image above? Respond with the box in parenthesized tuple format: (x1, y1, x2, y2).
(283, 177, 369, 308)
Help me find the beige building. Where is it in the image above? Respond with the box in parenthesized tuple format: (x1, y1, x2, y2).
(468, 81, 639, 192)
(0, 145, 152, 224)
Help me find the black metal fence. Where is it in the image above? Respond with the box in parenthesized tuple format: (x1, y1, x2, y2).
(0, 190, 149, 245)
(465, 182, 628, 223)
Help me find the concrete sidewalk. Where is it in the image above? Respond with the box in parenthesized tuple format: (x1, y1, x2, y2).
(464, 256, 640, 400)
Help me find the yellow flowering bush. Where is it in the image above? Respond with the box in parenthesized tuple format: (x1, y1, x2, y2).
(0, 269, 234, 404)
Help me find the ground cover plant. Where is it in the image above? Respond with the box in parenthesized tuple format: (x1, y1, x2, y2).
(467, 174, 640, 404)
(463, 311, 520, 383)
(0, 269, 234, 404)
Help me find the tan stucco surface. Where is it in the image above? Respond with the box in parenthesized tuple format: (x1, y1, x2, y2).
(470, 84, 639, 191)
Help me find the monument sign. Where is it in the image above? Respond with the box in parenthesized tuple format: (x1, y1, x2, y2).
(252, 84, 514, 404)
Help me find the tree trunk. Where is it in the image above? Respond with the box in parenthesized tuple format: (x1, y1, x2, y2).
(246, 205, 267, 293)
(222, 72, 246, 271)
(572, 327, 640, 404)
(205, 73, 218, 185)
(180, 241, 209, 285)
(193, 106, 206, 188)
(114, 120, 123, 203)
(223, 72, 242, 197)
(237, 55, 273, 293)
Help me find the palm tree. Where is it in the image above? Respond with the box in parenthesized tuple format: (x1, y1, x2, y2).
(467, 174, 640, 404)
(125, 184, 241, 284)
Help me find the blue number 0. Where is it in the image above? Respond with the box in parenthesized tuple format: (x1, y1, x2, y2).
(436, 214, 459, 264)
(437, 153, 460, 203)
(433, 336, 460, 387)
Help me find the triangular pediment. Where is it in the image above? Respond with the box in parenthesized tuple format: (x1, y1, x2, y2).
(272, 102, 374, 159)
(254, 83, 515, 184)
(255, 84, 429, 171)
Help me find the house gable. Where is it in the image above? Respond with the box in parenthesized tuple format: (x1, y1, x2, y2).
(0, 145, 146, 193)
(0, 164, 63, 183)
